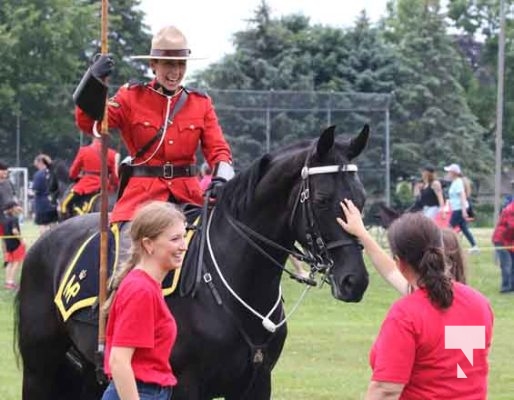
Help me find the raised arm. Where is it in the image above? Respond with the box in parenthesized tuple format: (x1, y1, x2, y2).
(337, 199, 409, 295)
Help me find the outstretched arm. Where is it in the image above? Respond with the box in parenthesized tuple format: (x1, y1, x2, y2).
(337, 199, 409, 295)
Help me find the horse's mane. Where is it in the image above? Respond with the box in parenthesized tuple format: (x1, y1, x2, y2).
(218, 140, 313, 219)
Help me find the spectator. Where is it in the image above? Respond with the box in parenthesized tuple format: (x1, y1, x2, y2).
(32, 154, 58, 234)
(339, 202, 493, 399)
(416, 165, 445, 219)
(2, 201, 25, 290)
(101, 201, 187, 400)
(0, 161, 16, 260)
(444, 163, 479, 253)
(492, 199, 514, 293)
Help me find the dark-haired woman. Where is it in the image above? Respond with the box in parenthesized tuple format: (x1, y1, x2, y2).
(32, 154, 58, 234)
(338, 200, 493, 400)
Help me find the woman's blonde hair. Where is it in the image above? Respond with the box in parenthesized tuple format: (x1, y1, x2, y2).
(104, 201, 186, 313)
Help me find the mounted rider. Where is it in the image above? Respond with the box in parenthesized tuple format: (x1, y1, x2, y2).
(73, 25, 233, 223)
(62, 137, 119, 217)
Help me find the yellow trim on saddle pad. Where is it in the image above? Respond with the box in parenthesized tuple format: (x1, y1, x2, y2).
(84, 193, 101, 214)
(60, 191, 75, 215)
(54, 218, 199, 321)
(54, 224, 120, 322)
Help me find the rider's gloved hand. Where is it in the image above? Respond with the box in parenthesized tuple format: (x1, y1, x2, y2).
(90, 53, 114, 80)
(206, 177, 226, 199)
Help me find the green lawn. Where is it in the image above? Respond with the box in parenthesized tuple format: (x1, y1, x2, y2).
(1, 224, 513, 399)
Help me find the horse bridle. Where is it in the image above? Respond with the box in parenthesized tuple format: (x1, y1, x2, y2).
(225, 152, 363, 282)
(208, 155, 364, 334)
(287, 162, 362, 277)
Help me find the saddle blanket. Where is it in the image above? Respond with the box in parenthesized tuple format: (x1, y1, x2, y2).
(54, 222, 196, 322)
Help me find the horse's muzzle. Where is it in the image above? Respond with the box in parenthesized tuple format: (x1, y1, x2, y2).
(329, 271, 369, 302)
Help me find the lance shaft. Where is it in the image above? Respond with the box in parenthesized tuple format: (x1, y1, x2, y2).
(98, 0, 109, 354)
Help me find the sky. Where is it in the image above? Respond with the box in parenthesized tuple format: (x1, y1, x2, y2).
(138, 0, 389, 74)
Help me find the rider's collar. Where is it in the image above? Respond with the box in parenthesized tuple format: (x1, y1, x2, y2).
(151, 80, 182, 97)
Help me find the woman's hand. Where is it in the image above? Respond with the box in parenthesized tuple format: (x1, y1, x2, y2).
(336, 199, 367, 238)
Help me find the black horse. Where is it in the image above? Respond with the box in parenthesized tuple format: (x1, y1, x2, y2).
(16, 125, 370, 400)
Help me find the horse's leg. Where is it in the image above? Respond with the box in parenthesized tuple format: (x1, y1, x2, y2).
(21, 332, 72, 400)
(19, 278, 71, 399)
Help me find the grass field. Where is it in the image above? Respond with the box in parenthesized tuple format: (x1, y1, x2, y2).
(1, 223, 513, 399)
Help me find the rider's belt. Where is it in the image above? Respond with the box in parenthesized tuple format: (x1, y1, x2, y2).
(82, 170, 101, 176)
(131, 164, 198, 179)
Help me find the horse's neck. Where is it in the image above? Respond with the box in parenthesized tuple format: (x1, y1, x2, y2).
(210, 203, 293, 297)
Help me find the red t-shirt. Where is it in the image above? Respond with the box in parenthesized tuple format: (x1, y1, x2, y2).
(104, 269, 177, 387)
(492, 201, 514, 249)
(370, 282, 493, 400)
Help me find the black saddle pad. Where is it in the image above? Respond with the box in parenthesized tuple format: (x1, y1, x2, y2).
(54, 218, 197, 322)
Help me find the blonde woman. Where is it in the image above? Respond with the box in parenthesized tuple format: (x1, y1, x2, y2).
(102, 201, 187, 400)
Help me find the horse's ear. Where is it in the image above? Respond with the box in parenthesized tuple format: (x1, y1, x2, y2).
(316, 125, 336, 157)
(347, 124, 370, 160)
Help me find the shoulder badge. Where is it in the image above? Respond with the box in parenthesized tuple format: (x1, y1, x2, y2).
(184, 87, 208, 98)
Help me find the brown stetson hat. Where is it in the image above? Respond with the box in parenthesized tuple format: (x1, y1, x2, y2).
(131, 26, 204, 60)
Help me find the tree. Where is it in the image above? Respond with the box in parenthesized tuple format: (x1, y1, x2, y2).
(448, 0, 514, 166)
(0, 0, 151, 167)
(195, 3, 399, 181)
(383, 0, 493, 181)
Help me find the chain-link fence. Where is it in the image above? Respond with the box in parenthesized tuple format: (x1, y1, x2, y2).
(208, 89, 392, 204)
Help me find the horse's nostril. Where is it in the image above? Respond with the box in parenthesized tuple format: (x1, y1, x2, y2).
(341, 274, 355, 291)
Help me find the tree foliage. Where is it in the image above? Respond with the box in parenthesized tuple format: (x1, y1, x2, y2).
(383, 0, 493, 181)
(0, 0, 151, 167)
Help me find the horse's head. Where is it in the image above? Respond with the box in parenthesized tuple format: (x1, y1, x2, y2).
(289, 125, 369, 302)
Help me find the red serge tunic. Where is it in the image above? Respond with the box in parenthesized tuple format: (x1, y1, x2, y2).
(104, 269, 177, 387)
(75, 81, 232, 222)
(69, 140, 118, 195)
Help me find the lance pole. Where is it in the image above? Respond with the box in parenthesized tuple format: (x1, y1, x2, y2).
(98, 0, 110, 356)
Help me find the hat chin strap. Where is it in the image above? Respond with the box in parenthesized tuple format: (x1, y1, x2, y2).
(153, 81, 181, 96)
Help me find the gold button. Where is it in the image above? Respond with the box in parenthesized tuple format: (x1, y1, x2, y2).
(168, 140, 174, 144)
(189, 124, 195, 129)
(143, 121, 150, 126)
(167, 182, 171, 186)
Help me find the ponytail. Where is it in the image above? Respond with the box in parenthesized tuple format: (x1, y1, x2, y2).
(103, 249, 140, 315)
(418, 247, 453, 309)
